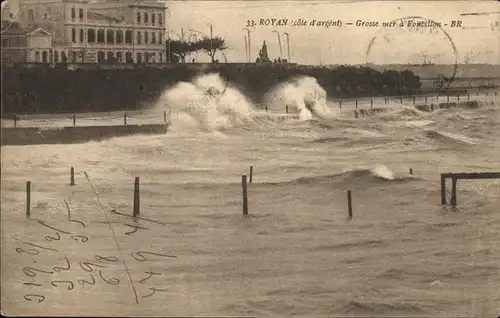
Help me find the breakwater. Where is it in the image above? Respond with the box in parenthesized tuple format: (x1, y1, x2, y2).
(1, 124, 167, 146)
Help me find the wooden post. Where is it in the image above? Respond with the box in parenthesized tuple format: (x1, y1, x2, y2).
(400, 97, 403, 105)
(355, 100, 358, 109)
(164, 110, 167, 124)
(265, 105, 268, 112)
(70, 167, 75, 186)
(249, 166, 253, 184)
(347, 190, 353, 219)
(242, 175, 248, 216)
(440, 174, 446, 204)
(370, 99, 373, 108)
(339, 101, 342, 109)
(14, 115, 17, 128)
(285, 105, 288, 114)
(72, 114, 76, 126)
(457, 93, 460, 101)
(425, 96, 427, 103)
(409, 168, 413, 175)
(133, 177, 140, 217)
(26, 181, 31, 218)
(124, 112, 127, 125)
(467, 93, 470, 100)
(412, 96, 415, 105)
(450, 177, 457, 206)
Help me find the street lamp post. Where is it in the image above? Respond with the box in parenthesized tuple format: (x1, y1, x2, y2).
(283, 32, 290, 62)
(243, 28, 251, 62)
(272, 30, 282, 59)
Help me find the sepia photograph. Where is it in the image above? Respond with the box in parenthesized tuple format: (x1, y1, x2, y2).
(1, 0, 499, 316)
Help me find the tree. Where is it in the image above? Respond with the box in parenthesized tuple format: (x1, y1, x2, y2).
(197, 36, 227, 63)
(165, 39, 197, 64)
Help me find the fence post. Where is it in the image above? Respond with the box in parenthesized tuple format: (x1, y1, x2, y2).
(70, 167, 75, 186)
(440, 174, 446, 204)
(242, 175, 248, 216)
(26, 181, 31, 218)
(450, 177, 457, 206)
(124, 112, 127, 125)
(249, 166, 253, 183)
(347, 190, 353, 219)
(133, 177, 140, 217)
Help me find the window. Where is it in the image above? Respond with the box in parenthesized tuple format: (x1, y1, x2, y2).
(72, 28, 76, 43)
(106, 30, 114, 44)
(107, 51, 114, 63)
(125, 30, 132, 43)
(137, 31, 142, 45)
(79, 8, 84, 20)
(137, 12, 141, 24)
(97, 29, 105, 43)
(116, 30, 123, 44)
(42, 51, 48, 63)
(35, 51, 40, 62)
(97, 51, 105, 63)
(125, 51, 133, 63)
(144, 31, 148, 44)
(158, 13, 162, 25)
(144, 12, 148, 24)
(80, 29, 84, 42)
(88, 29, 96, 43)
(152, 13, 155, 25)
(71, 7, 76, 19)
(152, 32, 156, 44)
(137, 52, 142, 63)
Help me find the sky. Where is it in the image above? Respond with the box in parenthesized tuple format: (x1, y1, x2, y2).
(166, 0, 500, 65)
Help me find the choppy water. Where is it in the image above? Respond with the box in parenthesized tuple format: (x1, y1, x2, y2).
(1, 78, 499, 316)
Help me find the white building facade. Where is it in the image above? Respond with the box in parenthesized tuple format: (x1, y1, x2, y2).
(6, 0, 167, 64)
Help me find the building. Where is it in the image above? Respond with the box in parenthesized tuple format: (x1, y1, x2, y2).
(1, 0, 167, 64)
(1, 20, 52, 63)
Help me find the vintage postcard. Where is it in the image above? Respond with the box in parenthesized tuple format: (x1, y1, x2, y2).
(1, 0, 499, 316)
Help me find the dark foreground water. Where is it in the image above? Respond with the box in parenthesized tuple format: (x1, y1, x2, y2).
(1, 97, 499, 316)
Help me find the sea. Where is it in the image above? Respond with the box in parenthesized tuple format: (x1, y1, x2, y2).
(1, 74, 499, 317)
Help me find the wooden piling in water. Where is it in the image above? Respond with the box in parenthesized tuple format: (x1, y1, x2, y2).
(409, 168, 413, 175)
(70, 167, 75, 186)
(450, 177, 457, 206)
(467, 93, 470, 100)
(370, 99, 373, 108)
(412, 96, 415, 105)
(133, 177, 140, 217)
(285, 105, 288, 114)
(440, 174, 446, 204)
(400, 97, 403, 105)
(355, 100, 358, 109)
(347, 190, 353, 219)
(14, 115, 17, 128)
(26, 181, 31, 218)
(73, 114, 76, 126)
(124, 113, 127, 125)
(164, 111, 167, 124)
(242, 175, 248, 216)
(457, 93, 460, 101)
(249, 166, 253, 183)
(339, 101, 342, 109)
(425, 96, 428, 103)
